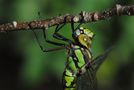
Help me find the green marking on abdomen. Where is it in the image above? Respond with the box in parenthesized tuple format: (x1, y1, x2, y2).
(63, 69, 76, 89)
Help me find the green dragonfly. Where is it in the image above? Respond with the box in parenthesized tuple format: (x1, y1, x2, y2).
(32, 21, 113, 90)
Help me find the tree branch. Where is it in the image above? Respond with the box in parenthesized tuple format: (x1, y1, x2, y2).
(0, 4, 134, 32)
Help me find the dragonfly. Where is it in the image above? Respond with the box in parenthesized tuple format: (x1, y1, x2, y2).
(32, 20, 113, 90)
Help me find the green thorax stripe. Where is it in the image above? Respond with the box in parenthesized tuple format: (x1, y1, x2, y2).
(74, 48, 85, 68)
(73, 45, 92, 68)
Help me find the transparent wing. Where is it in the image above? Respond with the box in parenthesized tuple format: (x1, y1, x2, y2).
(92, 46, 114, 71)
(76, 66, 97, 90)
(76, 46, 114, 90)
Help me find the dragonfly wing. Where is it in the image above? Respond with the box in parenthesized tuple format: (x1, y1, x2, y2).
(76, 67, 97, 90)
(92, 46, 114, 71)
(76, 46, 114, 90)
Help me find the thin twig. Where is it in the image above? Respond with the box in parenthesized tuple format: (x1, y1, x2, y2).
(0, 4, 134, 32)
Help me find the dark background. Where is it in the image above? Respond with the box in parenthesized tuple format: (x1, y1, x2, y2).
(0, 0, 134, 90)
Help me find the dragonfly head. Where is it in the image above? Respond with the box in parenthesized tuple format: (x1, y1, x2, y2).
(74, 27, 94, 48)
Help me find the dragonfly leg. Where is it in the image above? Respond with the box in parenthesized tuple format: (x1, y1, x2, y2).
(53, 20, 83, 44)
(53, 24, 73, 44)
(41, 46, 65, 52)
(71, 13, 84, 32)
(42, 29, 66, 46)
(71, 20, 82, 31)
(32, 29, 67, 52)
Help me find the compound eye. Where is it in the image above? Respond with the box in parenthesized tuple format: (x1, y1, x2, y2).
(75, 29, 81, 36)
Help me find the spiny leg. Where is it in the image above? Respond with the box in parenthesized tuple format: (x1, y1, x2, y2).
(71, 20, 83, 32)
(42, 46, 65, 52)
(34, 12, 67, 51)
(53, 15, 73, 44)
(53, 23, 73, 44)
(71, 13, 84, 32)
(53, 21, 83, 44)
(32, 29, 66, 52)
(42, 28, 66, 46)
